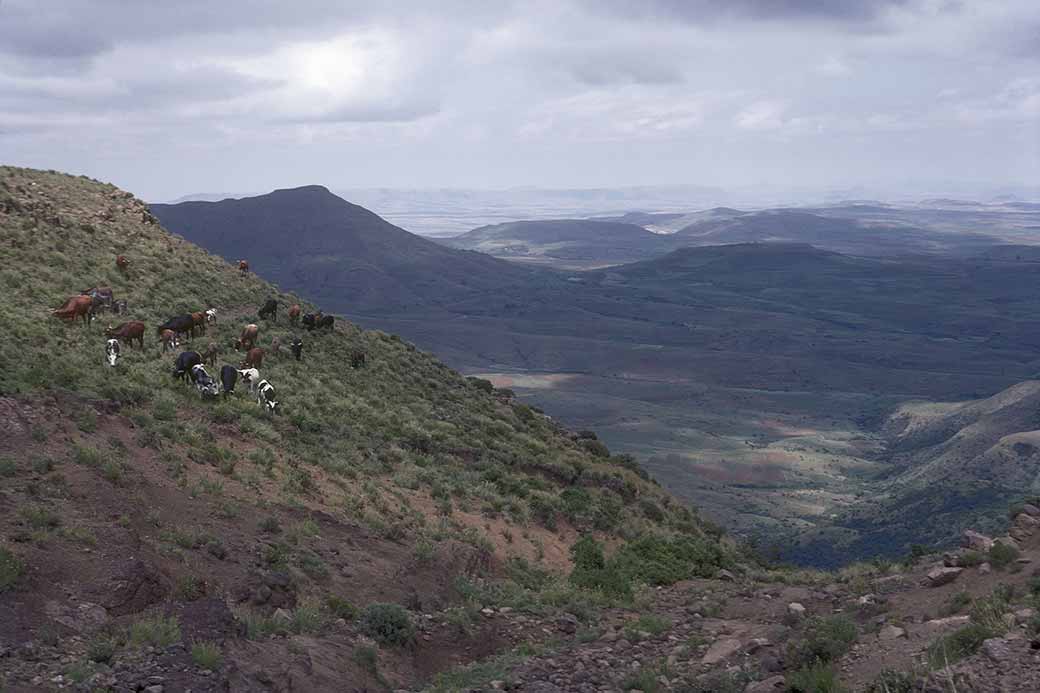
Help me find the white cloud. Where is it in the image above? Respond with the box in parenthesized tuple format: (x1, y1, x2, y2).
(735, 100, 789, 131)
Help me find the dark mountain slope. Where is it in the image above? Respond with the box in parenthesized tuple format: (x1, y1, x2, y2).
(151, 186, 551, 316)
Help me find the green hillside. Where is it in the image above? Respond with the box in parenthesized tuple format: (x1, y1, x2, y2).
(0, 167, 731, 691)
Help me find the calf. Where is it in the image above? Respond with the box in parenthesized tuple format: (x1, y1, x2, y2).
(159, 329, 178, 354)
(190, 364, 219, 398)
(235, 324, 259, 351)
(116, 255, 130, 273)
(105, 339, 120, 367)
(202, 341, 220, 365)
(191, 311, 207, 336)
(258, 298, 278, 321)
(112, 299, 128, 315)
(104, 321, 145, 349)
(172, 350, 203, 381)
(290, 337, 303, 362)
(238, 368, 261, 393)
(219, 365, 238, 398)
(205, 308, 217, 324)
(241, 347, 264, 369)
(350, 349, 366, 369)
(158, 314, 196, 342)
(270, 336, 281, 356)
(255, 379, 278, 414)
(238, 259, 249, 274)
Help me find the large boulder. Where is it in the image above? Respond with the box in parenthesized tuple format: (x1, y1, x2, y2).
(924, 567, 963, 587)
(961, 530, 994, 552)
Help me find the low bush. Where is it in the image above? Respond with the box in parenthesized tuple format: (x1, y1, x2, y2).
(128, 615, 181, 648)
(190, 640, 222, 669)
(865, 670, 915, 693)
(927, 622, 995, 667)
(988, 542, 1020, 570)
(0, 546, 24, 591)
(788, 616, 858, 668)
(785, 662, 846, 693)
(358, 603, 415, 647)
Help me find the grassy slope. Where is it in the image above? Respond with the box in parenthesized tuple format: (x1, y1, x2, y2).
(0, 166, 727, 689)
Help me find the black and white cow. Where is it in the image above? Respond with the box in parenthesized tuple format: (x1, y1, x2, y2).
(219, 365, 238, 398)
(238, 367, 260, 393)
(105, 338, 120, 367)
(172, 350, 203, 381)
(290, 337, 303, 362)
(190, 364, 219, 398)
(205, 308, 217, 324)
(256, 379, 278, 414)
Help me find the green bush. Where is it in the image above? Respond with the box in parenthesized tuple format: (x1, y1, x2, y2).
(128, 615, 181, 648)
(788, 616, 858, 667)
(989, 542, 1019, 570)
(86, 635, 118, 663)
(786, 662, 846, 693)
(865, 670, 915, 693)
(927, 622, 996, 667)
(190, 641, 222, 669)
(0, 546, 24, 592)
(326, 596, 358, 620)
(358, 603, 415, 647)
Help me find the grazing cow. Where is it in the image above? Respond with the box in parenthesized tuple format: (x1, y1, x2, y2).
(235, 324, 259, 351)
(270, 337, 281, 356)
(255, 379, 278, 414)
(159, 329, 178, 354)
(190, 364, 219, 398)
(112, 299, 128, 315)
(290, 337, 303, 362)
(316, 314, 334, 331)
(205, 308, 217, 324)
(219, 365, 238, 398)
(116, 255, 129, 273)
(238, 368, 260, 393)
(350, 349, 366, 369)
(157, 314, 196, 341)
(105, 339, 120, 367)
(258, 298, 278, 321)
(238, 260, 249, 274)
(105, 321, 145, 349)
(52, 295, 94, 325)
(288, 304, 301, 326)
(301, 313, 316, 331)
(242, 347, 264, 369)
(172, 350, 203, 381)
(191, 311, 207, 336)
(202, 341, 220, 365)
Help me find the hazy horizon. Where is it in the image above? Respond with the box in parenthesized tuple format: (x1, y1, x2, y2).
(1, 1, 1037, 201)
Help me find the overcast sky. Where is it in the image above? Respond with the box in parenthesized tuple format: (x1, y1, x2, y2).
(0, 0, 1037, 201)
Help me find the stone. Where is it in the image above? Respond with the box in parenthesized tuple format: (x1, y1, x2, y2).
(1016, 513, 1040, 529)
(717, 569, 737, 581)
(557, 614, 579, 634)
(702, 638, 742, 665)
(272, 608, 292, 623)
(920, 616, 971, 632)
(745, 675, 787, 692)
(979, 562, 992, 574)
(924, 567, 963, 587)
(144, 686, 164, 693)
(981, 638, 1012, 663)
(745, 638, 770, 654)
(962, 530, 995, 552)
(787, 602, 806, 619)
(1022, 503, 1040, 517)
(878, 625, 906, 641)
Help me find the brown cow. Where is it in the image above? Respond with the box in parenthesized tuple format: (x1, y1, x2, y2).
(235, 324, 259, 351)
(202, 341, 220, 365)
(191, 311, 207, 336)
(270, 336, 281, 356)
(241, 347, 264, 369)
(52, 295, 94, 325)
(238, 260, 249, 274)
(116, 255, 129, 273)
(105, 321, 145, 348)
(159, 329, 178, 354)
(288, 304, 301, 326)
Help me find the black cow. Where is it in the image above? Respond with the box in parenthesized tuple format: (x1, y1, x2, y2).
(301, 313, 317, 331)
(220, 365, 238, 398)
(316, 315, 334, 331)
(290, 337, 303, 361)
(350, 349, 366, 369)
(258, 298, 278, 321)
(158, 314, 196, 341)
(172, 350, 203, 381)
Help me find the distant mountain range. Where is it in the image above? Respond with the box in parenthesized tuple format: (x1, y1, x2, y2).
(152, 186, 1040, 565)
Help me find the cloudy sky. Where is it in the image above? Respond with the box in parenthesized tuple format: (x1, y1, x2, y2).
(0, 0, 1037, 201)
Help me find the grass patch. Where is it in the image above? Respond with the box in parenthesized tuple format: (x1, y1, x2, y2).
(788, 615, 858, 668)
(191, 641, 222, 669)
(358, 603, 415, 647)
(128, 615, 181, 648)
(786, 662, 846, 693)
(0, 546, 25, 591)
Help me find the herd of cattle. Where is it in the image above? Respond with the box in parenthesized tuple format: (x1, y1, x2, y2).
(52, 264, 350, 416)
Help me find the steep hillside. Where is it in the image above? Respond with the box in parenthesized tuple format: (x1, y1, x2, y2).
(150, 187, 551, 317)
(0, 167, 726, 691)
(445, 219, 667, 268)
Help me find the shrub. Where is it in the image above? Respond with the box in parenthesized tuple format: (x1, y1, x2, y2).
(958, 550, 984, 567)
(988, 542, 1019, 570)
(624, 613, 672, 640)
(326, 596, 358, 620)
(0, 546, 24, 591)
(0, 456, 16, 476)
(128, 615, 181, 648)
(467, 377, 494, 393)
(788, 616, 858, 667)
(927, 622, 996, 667)
(87, 635, 118, 663)
(785, 662, 846, 693)
(865, 670, 915, 693)
(190, 641, 222, 669)
(358, 603, 415, 647)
